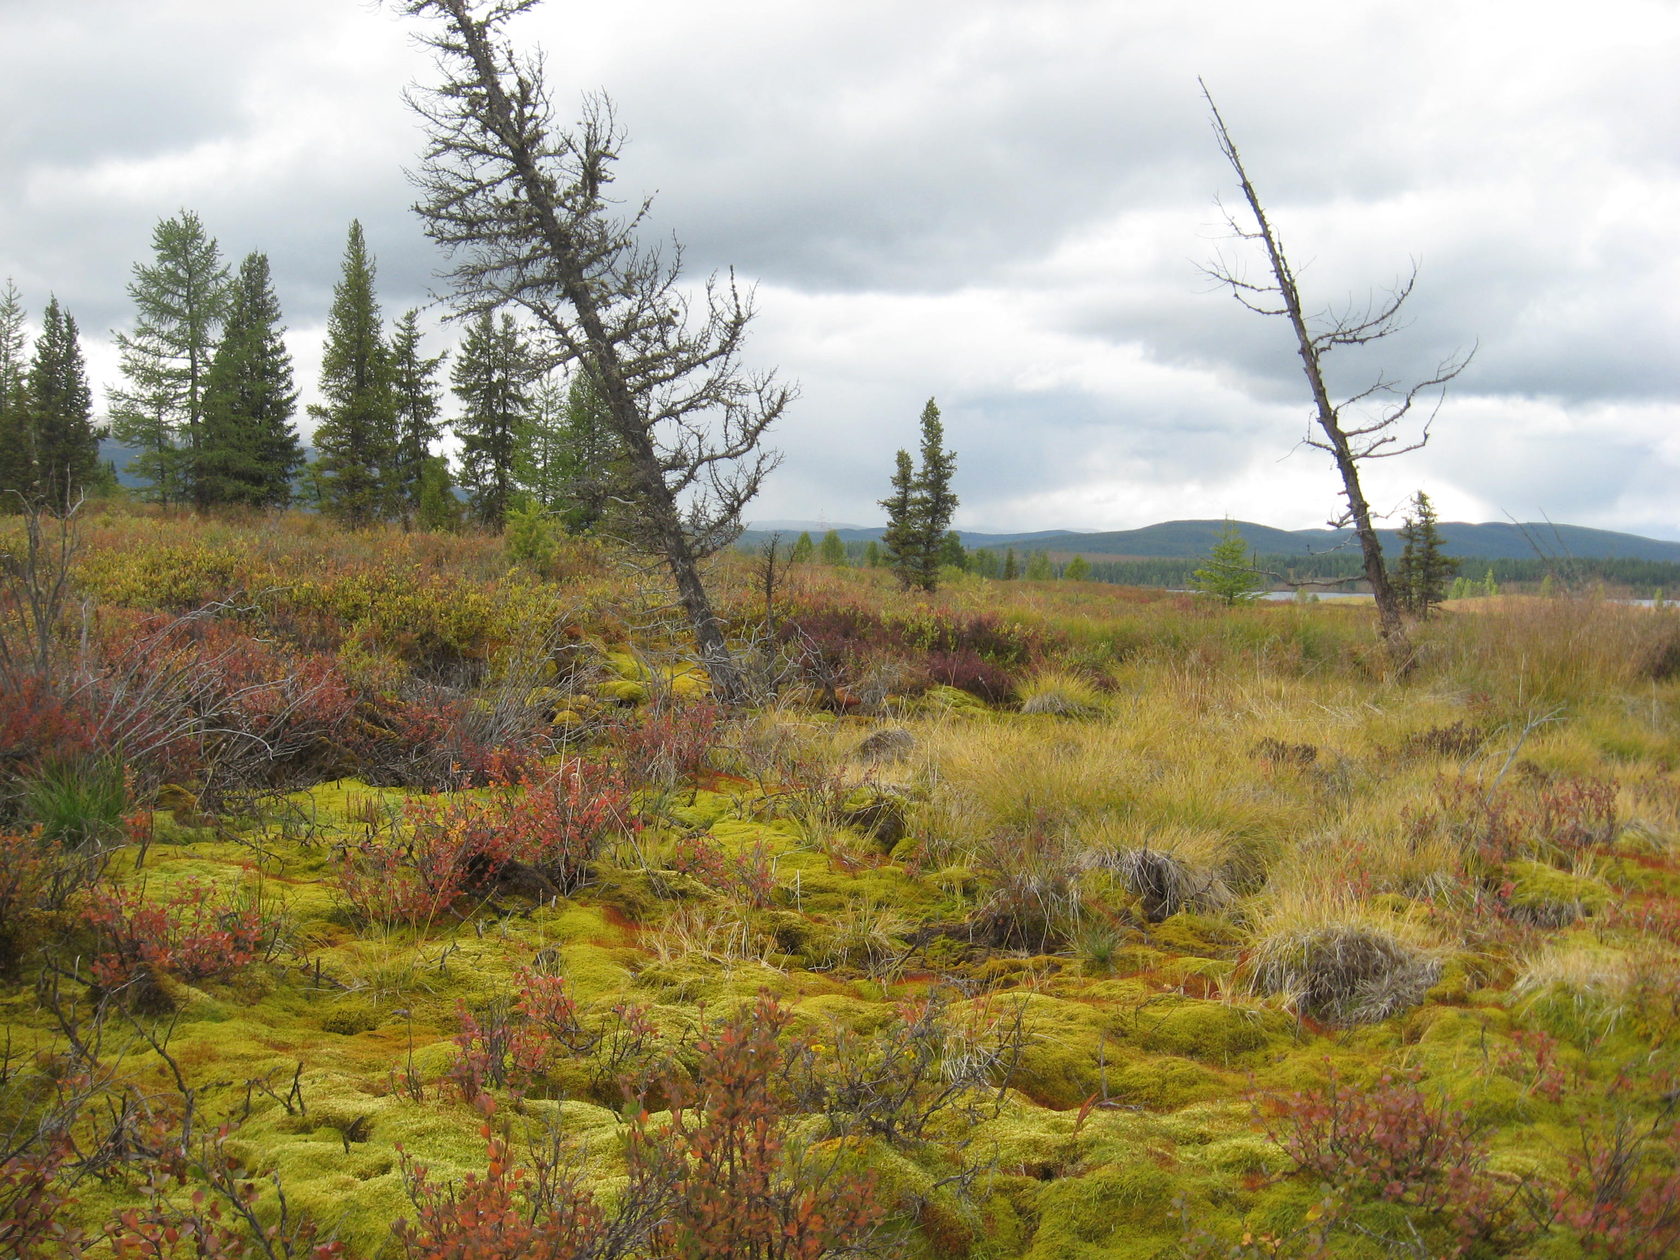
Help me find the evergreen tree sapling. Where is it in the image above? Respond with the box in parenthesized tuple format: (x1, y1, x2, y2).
(452, 309, 534, 530)
(108, 210, 230, 507)
(1393, 490, 1459, 617)
(1190, 519, 1261, 605)
(1003, 548, 1018, 580)
(198, 251, 301, 508)
(309, 220, 396, 526)
(27, 298, 100, 510)
(389, 309, 447, 528)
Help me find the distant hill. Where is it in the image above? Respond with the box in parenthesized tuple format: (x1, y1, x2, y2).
(742, 518, 1680, 563)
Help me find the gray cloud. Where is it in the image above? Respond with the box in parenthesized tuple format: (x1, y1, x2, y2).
(3, 0, 1677, 537)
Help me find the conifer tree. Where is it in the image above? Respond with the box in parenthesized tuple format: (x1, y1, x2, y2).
(1393, 491, 1458, 617)
(879, 398, 959, 591)
(818, 529, 847, 566)
(1025, 550, 1053, 581)
(863, 540, 881, 568)
(0, 279, 33, 506)
(389, 309, 447, 528)
(199, 252, 300, 508)
(27, 298, 99, 511)
(910, 399, 958, 590)
(1064, 555, 1091, 581)
(789, 531, 815, 564)
(310, 220, 395, 526)
(109, 210, 230, 507)
(452, 309, 534, 530)
(879, 449, 918, 585)
(1003, 548, 1018, 580)
(1190, 519, 1261, 605)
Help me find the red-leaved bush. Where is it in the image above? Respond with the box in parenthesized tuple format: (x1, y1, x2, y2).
(1259, 1064, 1520, 1253)
(337, 760, 634, 931)
(82, 880, 268, 990)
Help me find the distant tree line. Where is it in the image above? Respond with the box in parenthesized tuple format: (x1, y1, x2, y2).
(0, 211, 626, 534)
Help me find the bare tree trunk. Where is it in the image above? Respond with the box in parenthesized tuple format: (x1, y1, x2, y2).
(1202, 84, 1471, 670)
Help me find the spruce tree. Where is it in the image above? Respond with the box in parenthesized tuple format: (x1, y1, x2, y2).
(878, 397, 960, 592)
(199, 252, 300, 508)
(910, 399, 958, 590)
(0, 279, 33, 506)
(109, 210, 230, 507)
(1393, 491, 1458, 617)
(27, 298, 99, 511)
(879, 449, 918, 585)
(452, 309, 534, 530)
(389, 309, 446, 528)
(1003, 548, 1018, 580)
(310, 221, 395, 526)
(1190, 519, 1261, 605)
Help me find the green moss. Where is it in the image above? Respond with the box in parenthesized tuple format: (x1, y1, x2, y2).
(1026, 1162, 1181, 1250)
(1133, 998, 1282, 1064)
(596, 678, 649, 705)
(1147, 912, 1241, 958)
(1507, 859, 1612, 925)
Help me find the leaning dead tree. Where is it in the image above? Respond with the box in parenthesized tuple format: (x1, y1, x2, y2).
(1200, 82, 1471, 666)
(403, 0, 791, 704)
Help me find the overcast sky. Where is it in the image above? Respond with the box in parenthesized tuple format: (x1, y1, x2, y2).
(4, 0, 1678, 537)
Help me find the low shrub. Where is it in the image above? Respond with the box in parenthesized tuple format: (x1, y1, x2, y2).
(82, 879, 270, 991)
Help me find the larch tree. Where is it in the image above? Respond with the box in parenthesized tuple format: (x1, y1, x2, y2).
(452, 308, 535, 530)
(109, 210, 230, 508)
(0, 279, 33, 505)
(309, 220, 396, 527)
(389, 309, 447, 529)
(199, 251, 301, 508)
(27, 298, 100, 511)
(1394, 491, 1459, 618)
(404, 0, 791, 704)
(1189, 518, 1261, 605)
(1201, 84, 1471, 666)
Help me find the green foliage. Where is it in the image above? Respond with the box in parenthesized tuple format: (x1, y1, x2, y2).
(453, 309, 535, 531)
(790, 531, 815, 564)
(198, 251, 301, 508)
(108, 210, 230, 508)
(25, 298, 99, 511)
(1190, 518, 1260, 605)
(1024, 550, 1052, 581)
(309, 220, 396, 527)
(504, 498, 560, 572)
(0, 279, 33, 507)
(1394, 490, 1459, 617)
(880, 398, 958, 591)
(818, 529, 846, 566)
(389, 309, 447, 528)
(1063, 554, 1090, 581)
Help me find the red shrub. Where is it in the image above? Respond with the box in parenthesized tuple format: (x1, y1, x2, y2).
(1259, 1064, 1518, 1252)
(82, 880, 267, 989)
(671, 833, 775, 908)
(647, 993, 884, 1260)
